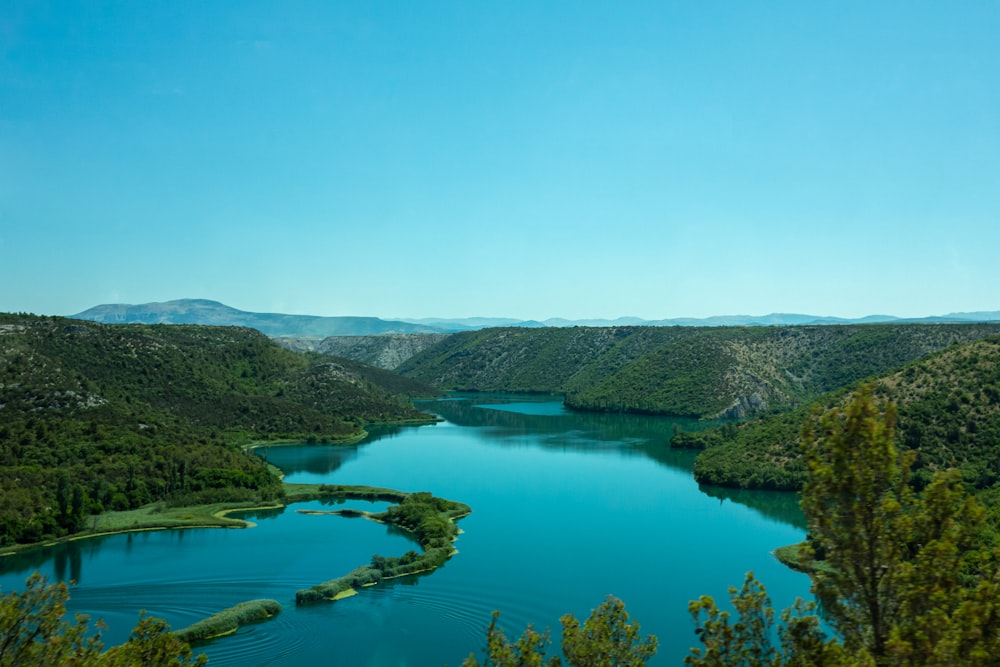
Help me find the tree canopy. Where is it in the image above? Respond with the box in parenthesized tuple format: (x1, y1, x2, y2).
(461, 596, 657, 667)
(687, 386, 1000, 666)
(0, 573, 204, 666)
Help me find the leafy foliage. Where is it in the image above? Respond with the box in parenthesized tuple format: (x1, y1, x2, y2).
(172, 599, 281, 643)
(690, 409, 814, 490)
(462, 596, 657, 667)
(0, 573, 205, 666)
(561, 596, 658, 667)
(688, 335, 1000, 491)
(690, 389, 1000, 666)
(97, 613, 206, 667)
(799, 386, 1000, 663)
(374, 491, 468, 549)
(687, 573, 855, 667)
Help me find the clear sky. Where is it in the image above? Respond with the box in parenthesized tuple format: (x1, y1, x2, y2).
(2, 1, 999, 321)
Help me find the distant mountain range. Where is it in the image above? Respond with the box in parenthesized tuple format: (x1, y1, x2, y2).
(69, 299, 1000, 337)
(71, 299, 446, 337)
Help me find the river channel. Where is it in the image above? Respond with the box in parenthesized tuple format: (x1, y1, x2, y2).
(0, 394, 812, 665)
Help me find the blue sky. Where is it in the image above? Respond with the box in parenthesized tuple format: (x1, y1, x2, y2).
(2, 1, 998, 320)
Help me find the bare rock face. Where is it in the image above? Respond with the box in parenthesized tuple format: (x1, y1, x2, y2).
(715, 392, 769, 420)
(275, 334, 451, 370)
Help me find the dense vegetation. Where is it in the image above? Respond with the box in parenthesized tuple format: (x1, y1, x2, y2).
(686, 335, 1000, 490)
(397, 323, 1000, 418)
(687, 390, 1000, 666)
(173, 599, 281, 643)
(295, 489, 469, 604)
(462, 597, 657, 667)
(0, 314, 438, 546)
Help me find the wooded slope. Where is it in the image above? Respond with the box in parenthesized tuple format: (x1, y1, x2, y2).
(687, 334, 1000, 490)
(0, 314, 436, 545)
(397, 323, 1000, 418)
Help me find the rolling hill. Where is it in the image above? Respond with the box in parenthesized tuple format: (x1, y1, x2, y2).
(71, 299, 449, 337)
(686, 334, 1000, 491)
(396, 323, 1000, 418)
(0, 314, 437, 546)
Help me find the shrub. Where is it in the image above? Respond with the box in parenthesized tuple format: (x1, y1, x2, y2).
(174, 599, 282, 643)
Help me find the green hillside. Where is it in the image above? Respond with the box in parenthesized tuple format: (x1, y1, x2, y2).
(398, 323, 1000, 418)
(0, 314, 437, 546)
(688, 335, 1000, 490)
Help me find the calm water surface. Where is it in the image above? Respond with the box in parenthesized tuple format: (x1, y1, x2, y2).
(0, 395, 811, 665)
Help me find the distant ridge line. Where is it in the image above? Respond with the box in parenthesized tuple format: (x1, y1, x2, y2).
(68, 298, 1000, 338)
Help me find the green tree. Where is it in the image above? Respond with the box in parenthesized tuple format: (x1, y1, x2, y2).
(686, 571, 856, 667)
(561, 596, 657, 667)
(0, 573, 205, 666)
(799, 385, 911, 659)
(461, 611, 555, 667)
(462, 596, 656, 667)
(98, 613, 206, 667)
(687, 385, 1000, 666)
(55, 472, 71, 529)
(799, 385, 993, 664)
(0, 572, 102, 666)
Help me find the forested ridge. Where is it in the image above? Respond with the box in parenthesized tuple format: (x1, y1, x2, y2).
(0, 314, 438, 546)
(397, 323, 1000, 418)
(686, 334, 1000, 491)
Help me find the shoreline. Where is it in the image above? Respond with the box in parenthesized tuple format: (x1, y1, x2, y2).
(0, 484, 412, 558)
(294, 491, 470, 607)
(2, 482, 471, 647)
(241, 416, 444, 453)
(0, 426, 470, 650)
(0, 508, 250, 557)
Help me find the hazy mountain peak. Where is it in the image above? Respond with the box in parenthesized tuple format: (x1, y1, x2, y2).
(70, 299, 1000, 337)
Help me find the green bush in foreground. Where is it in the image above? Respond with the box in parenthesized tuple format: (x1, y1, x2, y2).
(0, 573, 205, 666)
(686, 387, 1000, 666)
(462, 596, 657, 666)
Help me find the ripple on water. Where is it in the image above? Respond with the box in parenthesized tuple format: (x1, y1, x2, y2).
(4, 396, 813, 667)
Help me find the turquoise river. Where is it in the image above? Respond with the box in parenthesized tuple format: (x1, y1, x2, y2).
(0, 394, 813, 665)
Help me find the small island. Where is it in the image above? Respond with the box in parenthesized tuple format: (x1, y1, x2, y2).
(293, 487, 470, 605)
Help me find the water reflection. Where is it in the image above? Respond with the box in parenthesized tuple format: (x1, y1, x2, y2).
(417, 393, 722, 460)
(52, 541, 82, 583)
(261, 394, 786, 525)
(2, 534, 106, 583)
(258, 441, 361, 475)
(700, 484, 807, 531)
(239, 505, 286, 522)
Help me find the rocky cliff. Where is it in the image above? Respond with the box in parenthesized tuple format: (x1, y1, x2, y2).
(275, 333, 451, 370)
